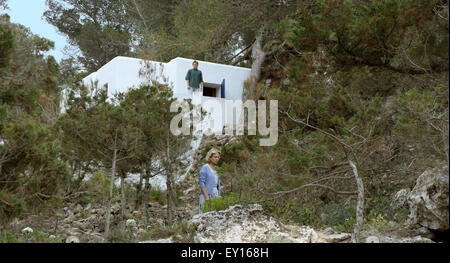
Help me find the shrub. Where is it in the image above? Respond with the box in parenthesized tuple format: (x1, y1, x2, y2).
(149, 187, 166, 205)
(109, 225, 134, 243)
(0, 230, 19, 243)
(365, 214, 392, 232)
(335, 217, 356, 233)
(81, 170, 110, 203)
(0, 191, 25, 223)
(322, 202, 356, 229)
(202, 193, 239, 212)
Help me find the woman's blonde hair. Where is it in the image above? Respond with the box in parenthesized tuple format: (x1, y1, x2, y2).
(205, 148, 220, 162)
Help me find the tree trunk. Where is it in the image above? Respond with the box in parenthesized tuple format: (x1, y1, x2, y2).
(143, 170, 151, 223)
(104, 144, 117, 242)
(120, 174, 126, 220)
(244, 27, 266, 100)
(134, 169, 144, 209)
(166, 132, 173, 226)
(349, 160, 364, 243)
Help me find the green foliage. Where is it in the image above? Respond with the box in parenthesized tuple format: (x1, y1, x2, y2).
(126, 0, 297, 63)
(367, 195, 393, 220)
(219, 137, 260, 165)
(28, 230, 53, 243)
(393, 208, 409, 223)
(321, 203, 356, 227)
(365, 213, 392, 232)
(335, 217, 356, 233)
(108, 225, 133, 243)
(0, 16, 68, 223)
(44, 0, 134, 71)
(15, 229, 57, 243)
(285, 0, 445, 73)
(202, 193, 239, 212)
(0, 230, 19, 243)
(138, 220, 197, 243)
(170, 220, 197, 243)
(394, 85, 449, 161)
(149, 187, 166, 205)
(0, 15, 15, 70)
(0, 191, 25, 223)
(81, 170, 111, 203)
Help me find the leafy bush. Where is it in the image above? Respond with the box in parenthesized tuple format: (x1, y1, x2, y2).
(20, 229, 56, 243)
(365, 214, 392, 232)
(393, 208, 409, 223)
(292, 202, 324, 227)
(171, 220, 197, 243)
(0, 230, 19, 243)
(202, 194, 239, 212)
(81, 170, 111, 203)
(149, 187, 166, 205)
(335, 217, 356, 233)
(138, 220, 196, 243)
(0, 191, 25, 223)
(322, 202, 356, 228)
(109, 225, 134, 243)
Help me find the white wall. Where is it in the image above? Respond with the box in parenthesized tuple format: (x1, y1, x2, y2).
(83, 56, 170, 99)
(82, 56, 251, 132)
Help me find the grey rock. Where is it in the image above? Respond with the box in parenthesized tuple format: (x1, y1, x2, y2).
(65, 236, 80, 243)
(408, 163, 449, 231)
(365, 236, 380, 243)
(325, 233, 351, 242)
(323, 227, 334, 235)
(391, 188, 411, 210)
(188, 204, 318, 243)
(361, 230, 434, 243)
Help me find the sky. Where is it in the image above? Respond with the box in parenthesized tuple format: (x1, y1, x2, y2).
(6, 0, 70, 62)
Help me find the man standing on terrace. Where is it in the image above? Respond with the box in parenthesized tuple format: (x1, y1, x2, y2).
(186, 60, 204, 95)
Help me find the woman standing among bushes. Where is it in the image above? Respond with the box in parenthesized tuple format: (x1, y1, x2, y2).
(198, 148, 221, 213)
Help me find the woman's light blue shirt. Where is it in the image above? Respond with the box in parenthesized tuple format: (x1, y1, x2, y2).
(198, 164, 221, 213)
(199, 164, 221, 197)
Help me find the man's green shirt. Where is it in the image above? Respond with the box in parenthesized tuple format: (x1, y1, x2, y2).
(185, 68, 203, 89)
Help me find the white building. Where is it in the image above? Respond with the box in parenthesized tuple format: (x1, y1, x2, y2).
(82, 56, 251, 133)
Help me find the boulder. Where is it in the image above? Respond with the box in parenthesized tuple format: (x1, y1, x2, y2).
(187, 204, 318, 243)
(65, 236, 80, 243)
(361, 230, 434, 243)
(391, 188, 411, 210)
(365, 236, 380, 243)
(21, 227, 33, 234)
(407, 164, 449, 231)
(323, 233, 351, 242)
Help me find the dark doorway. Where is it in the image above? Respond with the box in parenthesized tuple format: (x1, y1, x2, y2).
(203, 87, 217, 97)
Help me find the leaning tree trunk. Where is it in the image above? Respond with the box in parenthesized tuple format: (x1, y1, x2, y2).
(243, 27, 266, 100)
(104, 141, 117, 242)
(349, 160, 364, 243)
